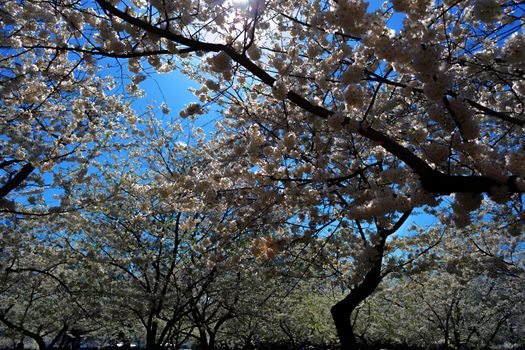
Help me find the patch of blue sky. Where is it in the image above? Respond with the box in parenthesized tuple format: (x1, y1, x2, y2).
(367, 0, 406, 32)
(395, 207, 439, 237)
(134, 62, 223, 137)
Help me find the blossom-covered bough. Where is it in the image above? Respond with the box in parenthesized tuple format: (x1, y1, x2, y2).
(0, 215, 100, 350)
(0, 6, 136, 214)
(88, 0, 525, 193)
(353, 205, 524, 348)
(2, 0, 524, 348)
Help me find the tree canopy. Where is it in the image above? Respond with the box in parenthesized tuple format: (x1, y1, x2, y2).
(0, 0, 524, 349)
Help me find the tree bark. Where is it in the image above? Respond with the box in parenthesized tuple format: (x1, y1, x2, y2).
(331, 301, 358, 350)
(331, 241, 385, 350)
(145, 321, 159, 350)
(0, 163, 34, 199)
(331, 211, 412, 350)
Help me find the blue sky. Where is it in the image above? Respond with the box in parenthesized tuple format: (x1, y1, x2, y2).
(136, 67, 221, 135)
(135, 69, 197, 118)
(368, 0, 406, 32)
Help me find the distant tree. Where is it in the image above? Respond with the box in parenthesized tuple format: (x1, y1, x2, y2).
(356, 202, 524, 349)
(0, 217, 97, 350)
(53, 121, 278, 350)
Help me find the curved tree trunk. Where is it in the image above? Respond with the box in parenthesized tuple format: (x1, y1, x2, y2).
(331, 240, 386, 350)
(332, 211, 412, 350)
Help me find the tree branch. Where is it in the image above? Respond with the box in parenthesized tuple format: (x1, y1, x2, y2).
(0, 163, 35, 199)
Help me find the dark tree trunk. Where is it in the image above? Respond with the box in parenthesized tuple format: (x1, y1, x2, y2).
(146, 321, 159, 350)
(197, 328, 212, 350)
(331, 301, 358, 350)
(35, 338, 47, 350)
(331, 211, 412, 350)
(0, 315, 47, 350)
(331, 240, 386, 350)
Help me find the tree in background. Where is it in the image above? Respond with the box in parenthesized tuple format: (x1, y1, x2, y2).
(47, 120, 285, 350)
(0, 216, 100, 350)
(354, 201, 524, 349)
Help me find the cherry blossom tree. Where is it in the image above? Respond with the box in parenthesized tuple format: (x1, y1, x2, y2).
(2, 0, 525, 348)
(354, 206, 524, 349)
(213, 237, 348, 349)
(0, 216, 101, 350)
(48, 119, 285, 350)
(0, 2, 136, 213)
